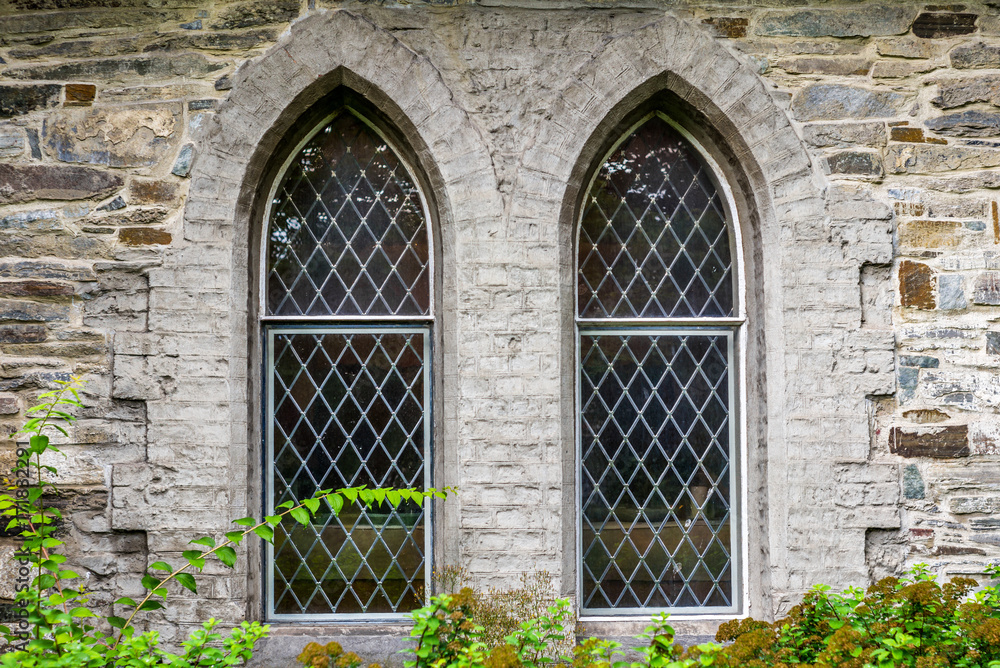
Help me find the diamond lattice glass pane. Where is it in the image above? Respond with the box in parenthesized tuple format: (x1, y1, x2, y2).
(580, 333, 732, 609)
(578, 116, 734, 319)
(271, 331, 426, 615)
(267, 111, 430, 316)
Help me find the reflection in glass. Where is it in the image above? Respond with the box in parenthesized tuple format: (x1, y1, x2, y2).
(267, 111, 430, 317)
(579, 334, 732, 609)
(578, 116, 733, 319)
(270, 331, 425, 614)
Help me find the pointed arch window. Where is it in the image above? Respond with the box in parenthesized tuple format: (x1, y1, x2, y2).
(263, 107, 432, 619)
(577, 113, 742, 613)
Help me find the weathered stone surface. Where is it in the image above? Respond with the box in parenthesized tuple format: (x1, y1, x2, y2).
(0, 298, 70, 322)
(7, 37, 142, 61)
(950, 41, 1000, 69)
(92, 208, 169, 226)
(144, 30, 277, 52)
(128, 179, 180, 205)
(871, 60, 939, 79)
(898, 220, 961, 251)
(171, 144, 193, 177)
(902, 465, 925, 500)
(890, 127, 928, 143)
(756, 6, 916, 37)
(25, 129, 41, 159)
(0, 126, 24, 158)
(0, 397, 17, 416)
(876, 36, 942, 58)
(890, 425, 970, 458)
(973, 271, 1000, 305)
(925, 111, 1000, 137)
(899, 355, 939, 368)
(1, 54, 226, 82)
(932, 74, 1000, 109)
(0, 233, 113, 260)
(44, 104, 182, 168)
(951, 496, 1000, 514)
(0, 260, 94, 281)
(0, 324, 46, 344)
(791, 84, 906, 121)
(701, 17, 748, 39)
(802, 121, 886, 148)
(118, 228, 172, 245)
(0, 85, 61, 117)
(777, 57, 872, 76)
(902, 409, 950, 424)
(912, 12, 978, 39)
(0, 164, 123, 204)
(65, 83, 96, 106)
(0, 280, 75, 297)
(886, 144, 1000, 174)
(899, 260, 936, 309)
(826, 151, 883, 177)
(987, 331, 1000, 355)
(210, 0, 298, 30)
(0, 209, 61, 231)
(99, 83, 216, 103)
(938, 274, 967, 311)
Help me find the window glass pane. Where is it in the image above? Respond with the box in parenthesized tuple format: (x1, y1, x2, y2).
(578, 116, 733, 319)
(270, 330, 426, 615)
(580, 333, 732, 609)
(267, 112, 430, 317)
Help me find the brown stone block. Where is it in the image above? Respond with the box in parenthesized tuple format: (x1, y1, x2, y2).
(898, 220, 962, 250)
(912, 13, 978, 39)
(128, 179, 180, 205)
(119, 228, 171, 246)
(44, 104, 182, 169)
(702, 17, 748, 39)
(899, 260, 936, 309)
(903, 408, 950, 424)
(0, 164, 123, 204)
(0, 281, 75, 297)
(64, 83, 96, 106)
(891, 127, 926, 143)
(0, 324, 47, 344)
(890, 425, 969, 458)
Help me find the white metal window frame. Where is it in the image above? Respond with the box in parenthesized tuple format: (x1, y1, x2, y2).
(575, 111, 749, 620)
(260, 107, 435, 621)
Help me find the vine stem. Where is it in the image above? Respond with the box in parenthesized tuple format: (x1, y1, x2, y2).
(110, 487, 441, 648)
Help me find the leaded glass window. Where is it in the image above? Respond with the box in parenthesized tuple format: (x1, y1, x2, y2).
(264, 108, 432, 619)
(577, 114, 740, 613)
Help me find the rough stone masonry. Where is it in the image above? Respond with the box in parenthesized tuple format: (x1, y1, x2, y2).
(0, 0, 999, 663)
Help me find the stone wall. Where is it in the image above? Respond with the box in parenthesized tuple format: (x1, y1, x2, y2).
(0, 0, 998, 657)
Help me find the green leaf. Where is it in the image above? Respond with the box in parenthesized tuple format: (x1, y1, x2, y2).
(70, 607, 95, 618)
(148, 561, 173, 573)
(387, 490, 401, 507)
(303, 497, 320, 514)
(341, 488, 358, 503)
(253, 525, 274, 542)
(276, 500, 294, 510)
(328, 494, 344, 516)
(140, 575, 161, 590)
(216, 546, 237, 568)
(107, 616, 127, 629)
(289, 507, 310, 526)
(57, 570, 78, 579)
(152, 587, 168, 599)
(265, 515, 282, 526)
(115, 597, 137, 607)
(183, 550, 206, 570)
(138, 601, 163, 612)
(175, 573, 197, 593)
(225, 530, 245, 544)
(232, 517, 256, 527)
(190, 536, 216, 548)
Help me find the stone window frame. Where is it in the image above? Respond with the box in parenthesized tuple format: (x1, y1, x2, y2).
(573, 109, 749, 618)
(256, 91, 440, 622)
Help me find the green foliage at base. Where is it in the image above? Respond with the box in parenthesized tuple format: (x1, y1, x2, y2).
(301, 564, 1000, 668)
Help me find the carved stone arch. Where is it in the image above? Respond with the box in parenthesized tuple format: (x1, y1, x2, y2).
(177, 9, 497, 618)
(529, 14, 893, 626)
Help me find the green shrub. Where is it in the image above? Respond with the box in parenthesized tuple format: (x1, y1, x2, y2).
(1, 377, 449, 667)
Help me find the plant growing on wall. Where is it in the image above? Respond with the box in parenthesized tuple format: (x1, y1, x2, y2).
(0, 377, 450, 666)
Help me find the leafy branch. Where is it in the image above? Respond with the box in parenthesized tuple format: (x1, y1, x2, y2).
(110, 484, 452, 647)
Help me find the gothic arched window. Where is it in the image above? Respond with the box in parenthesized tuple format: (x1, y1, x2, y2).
(577, 113, 742, 613)
(263, 107, 432, 618)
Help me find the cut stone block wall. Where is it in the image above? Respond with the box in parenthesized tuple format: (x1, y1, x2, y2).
(0, 0, 998, 658)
